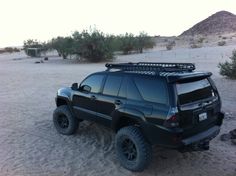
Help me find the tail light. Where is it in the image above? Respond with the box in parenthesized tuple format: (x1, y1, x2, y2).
(164, 107, 179, 128)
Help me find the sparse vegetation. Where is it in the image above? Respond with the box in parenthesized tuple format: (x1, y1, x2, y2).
(218, 41, 226, 46)
(135, 32, 155, 53)
(197, 37, 205, 43)
(164, 39, 168, 42)
(116, 32, 155, 54)
(166, 41, 176, 50)
(27, 29, 155, 62)
(118, 33, 136, 54)
(72, 29, 114, 62)
(50, 37, 74, 59)
(0, 47, 20, 54)
(190, 43, 202, 49)
(218, 50, 236, 79)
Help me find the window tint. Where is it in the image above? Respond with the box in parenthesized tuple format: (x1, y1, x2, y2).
(103, 75, 123, 96)
(176, 79, 213, 105)
(80, 74, 104, 93)
(127, 78, 142, 101)
(134, 78, 168, 104)
(118, 77, 127, 98)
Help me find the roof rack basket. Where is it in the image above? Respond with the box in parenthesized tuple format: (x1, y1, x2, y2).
(105, 62, 195, 73)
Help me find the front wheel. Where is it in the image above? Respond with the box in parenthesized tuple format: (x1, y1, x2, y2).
(115, 126, 152, 172)
(53, 105, 79, 135)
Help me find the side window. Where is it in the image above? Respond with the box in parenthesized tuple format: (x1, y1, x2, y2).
(80, 74, 104, 93)
(134, 78, 168, 104)
(103, 75, 123, 96)
(118, 77, 127, 98)
(127, 78, 142, 101)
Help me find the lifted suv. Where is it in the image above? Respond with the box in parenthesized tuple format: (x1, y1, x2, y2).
(53, 62, 224, 171)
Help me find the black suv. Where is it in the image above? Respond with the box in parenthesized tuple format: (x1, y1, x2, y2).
(53, 62, 224, 171)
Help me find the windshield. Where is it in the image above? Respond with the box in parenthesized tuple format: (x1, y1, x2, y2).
(176, 78, 214, 105)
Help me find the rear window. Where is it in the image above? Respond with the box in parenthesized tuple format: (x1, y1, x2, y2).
(176, 79, 213, 105)
(134, 78, 168, 104)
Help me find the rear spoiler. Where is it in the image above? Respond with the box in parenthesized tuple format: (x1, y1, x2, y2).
(167, 72, 212, 83)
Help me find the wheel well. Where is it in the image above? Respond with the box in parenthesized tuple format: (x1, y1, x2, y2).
(56, 98, 68, 107)
(115, 116, 141, 132)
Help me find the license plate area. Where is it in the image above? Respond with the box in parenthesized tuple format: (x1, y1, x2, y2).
(199, 112, 207, 122)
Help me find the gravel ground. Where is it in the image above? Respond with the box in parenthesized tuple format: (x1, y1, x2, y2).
(0, 45, 236, 176)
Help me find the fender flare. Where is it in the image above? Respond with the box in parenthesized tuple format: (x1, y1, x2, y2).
(111, 108, 146, 131)
(56, 87, 74, 112)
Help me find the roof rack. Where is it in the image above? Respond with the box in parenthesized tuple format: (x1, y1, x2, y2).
(105, 62, 195, 73)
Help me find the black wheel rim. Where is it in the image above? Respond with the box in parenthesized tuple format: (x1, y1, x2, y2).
(58, 114, 69, 129)
(121, 138, 137, 161)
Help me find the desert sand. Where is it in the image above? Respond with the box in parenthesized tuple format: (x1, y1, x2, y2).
(0, 44, 236, 176)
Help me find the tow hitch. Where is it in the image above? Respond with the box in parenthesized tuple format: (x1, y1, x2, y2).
(179, 141, 210, 152)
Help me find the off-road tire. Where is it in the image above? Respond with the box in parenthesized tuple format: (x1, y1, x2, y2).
(115, 126, 152, 172)
(53, 105, 79, 135)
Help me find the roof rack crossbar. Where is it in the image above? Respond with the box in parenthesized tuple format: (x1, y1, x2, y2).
(105, 62, 195, 73)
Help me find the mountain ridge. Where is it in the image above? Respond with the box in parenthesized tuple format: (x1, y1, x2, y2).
(180, 11, 236, 36)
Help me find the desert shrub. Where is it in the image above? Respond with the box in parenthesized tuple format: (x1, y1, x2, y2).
(190, 43, 202, 49)
(218, 50, 236, 79)
(218, 41, 226, 46)
(1, 47, 20, 53)
(109, 35, 122, 52)
(72, 29, 114, 62)
(164, 39, 168, 42)
(189, 38, 194, 42)
(24, 29, 155, 61)
(110, 32, 155, 54)
(222, 36, 227, 40)
(135, 32, 155, 53)
(50, 37, 74, 59)
(198, 37, 205, 43)
(118, 33, 136, 54)
(0, 47, 20, 54)
(166, 41, 176, 50)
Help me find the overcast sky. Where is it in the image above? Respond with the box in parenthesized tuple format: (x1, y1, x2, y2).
(0, 0, 236, 47)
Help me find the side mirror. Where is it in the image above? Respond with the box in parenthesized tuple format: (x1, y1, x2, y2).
(80, 85, 91, 93)
(71, 83, 78, 90)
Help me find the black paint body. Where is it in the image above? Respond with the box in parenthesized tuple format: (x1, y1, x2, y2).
(55, 69, 224, 150)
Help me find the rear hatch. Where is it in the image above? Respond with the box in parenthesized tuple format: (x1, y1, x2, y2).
(175, 78, 221, 138)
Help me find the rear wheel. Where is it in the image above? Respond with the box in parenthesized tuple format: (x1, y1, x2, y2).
(115, 126, 152, 172)
(53, 105, 79, 135)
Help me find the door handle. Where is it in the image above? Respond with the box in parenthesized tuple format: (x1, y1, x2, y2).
(90, 95, 96, 100)
(114, 100, 122, 105)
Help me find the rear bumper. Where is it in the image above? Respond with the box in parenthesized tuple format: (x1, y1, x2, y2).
(179, 126, 220, 152)
(141, 111, 224, 151)
(181, 126, 220, 145)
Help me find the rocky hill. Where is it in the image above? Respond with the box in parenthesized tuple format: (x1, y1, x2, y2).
(180, 11, 236, 36)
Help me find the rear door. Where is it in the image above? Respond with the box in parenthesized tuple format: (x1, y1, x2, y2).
(95, 74, 125, 126)
(176, 78, 220, 137)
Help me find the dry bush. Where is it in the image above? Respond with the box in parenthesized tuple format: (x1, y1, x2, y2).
(190, 43, 202, 49)
(218, 41, 226, 46)
(218, 50, 236, 79)
(166, 41, 176, 50)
